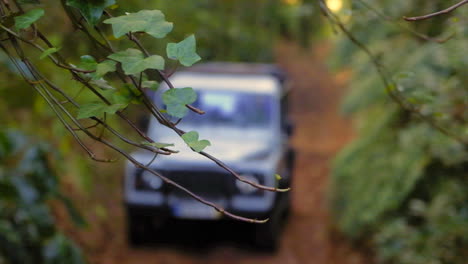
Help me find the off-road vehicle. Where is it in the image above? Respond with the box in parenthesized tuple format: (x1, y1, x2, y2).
(125, 63, 295, 250)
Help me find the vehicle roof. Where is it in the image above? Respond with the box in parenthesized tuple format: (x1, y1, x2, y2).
(169, 71, 281, 95)
(185, 62, 286, 83)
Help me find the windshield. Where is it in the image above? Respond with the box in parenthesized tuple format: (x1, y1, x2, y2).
(157, 90, 276, 128)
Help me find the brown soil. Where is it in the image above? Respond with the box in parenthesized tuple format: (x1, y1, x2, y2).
(61, 42, 372, 264)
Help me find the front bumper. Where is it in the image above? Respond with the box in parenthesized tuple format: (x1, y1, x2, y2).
(125, 201, 272, 221)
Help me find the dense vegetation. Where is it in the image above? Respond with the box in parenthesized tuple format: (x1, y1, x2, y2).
(0, 129, 85, 264)
(329, 1, 468, 263)
(0, 0, 313, 262)
(1, 0, 466, 262)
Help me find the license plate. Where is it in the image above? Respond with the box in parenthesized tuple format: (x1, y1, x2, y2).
(172, 202, 221, 220)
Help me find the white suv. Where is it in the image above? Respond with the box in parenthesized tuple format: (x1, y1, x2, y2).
(125, 63, 295, 250)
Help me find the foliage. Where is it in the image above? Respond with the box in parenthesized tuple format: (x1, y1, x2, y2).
(77, 102, 126, 119)
(119, 0, 320, 62)
(181, 131, 211, 153)
(65, 0, 115, 25)
(0, 0, 306, 230)
(107, 48, 165, 75)
(0, 0, 331, 259)
(329, 1, 468, 263)
(103, 9, 173, 39)
(166, 35, 201, 67)
(14, 8, 44, 29)
(0, 129, 85, 264)
(162, 87, 197, 118)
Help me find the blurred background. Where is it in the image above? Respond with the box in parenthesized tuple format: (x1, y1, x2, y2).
(1, 0, 467, 264)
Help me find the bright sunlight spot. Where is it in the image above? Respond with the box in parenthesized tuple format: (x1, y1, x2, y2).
(283, 0, 300, 6)
(327, 0, 343, 12)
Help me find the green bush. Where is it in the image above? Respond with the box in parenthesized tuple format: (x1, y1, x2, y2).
(0, 129, 85, 264)
(329, 1, 468, 263)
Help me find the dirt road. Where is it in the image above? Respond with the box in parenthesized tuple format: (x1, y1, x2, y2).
(65, 42, 371, 264)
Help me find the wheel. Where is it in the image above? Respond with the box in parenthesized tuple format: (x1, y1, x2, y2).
(126, 209, 151, 247)
(254, 214, 282, 252)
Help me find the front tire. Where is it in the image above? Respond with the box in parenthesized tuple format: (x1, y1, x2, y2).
(127, 209, 151, 247)
(254, 214, 282, 251)
(254, 192, 290, 252)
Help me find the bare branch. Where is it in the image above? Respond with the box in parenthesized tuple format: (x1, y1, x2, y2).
(404, 0, 468, 21)
(356, 0, 454, 43)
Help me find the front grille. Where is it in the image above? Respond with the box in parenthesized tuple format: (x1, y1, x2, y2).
(163, 170, 236, 198)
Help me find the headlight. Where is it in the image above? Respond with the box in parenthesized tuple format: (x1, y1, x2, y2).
(141, 170, 163, 190)
(236, 174, 259, 194)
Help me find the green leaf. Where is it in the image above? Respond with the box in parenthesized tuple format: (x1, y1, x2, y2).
(167, 35, 201, 67)
(103, 10, 173, 39)
(275, 174, 282, 181)
(79, 55, 98, 70)
(66, 0, 115, 25)
(181, 131, 210, 152)
(142, 142, 174, 149)
(14, 8, 44, 30)
(94, 60, 116, 80)
(40, 47, 60, 60)
(89, 79, 114, 90)
(104, 103, 126, 114)
(108, 48, 165, 75)
(142, 81, 159, 90)
(78, 56, 115, 80)
(162, 87, 197, 118)
(77, 103, 105, 119)
(77, 102, 126, 119)
(112, 85, 141, 104)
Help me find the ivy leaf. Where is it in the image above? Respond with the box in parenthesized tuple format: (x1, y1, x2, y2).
(94, 60, 116, 80)
(162, 87, 197, 118)
(108, 48, 165, 75)
(77, 102, 126, 119)
(39, 47, 60, 60)
(113, 84, 142, 104)
(181, 131, 210, 152)
(78, 56, 115, 80)
(142, 81, 159, 90)
(89, 79, 114, 90)
(77, 102, 105, 119)
(103, 103, 126, 114)
(66, 0, 115, 25)
(167, 35, 201, 67)
(14, 8, 44, 30)
(79, 55, 97, 70)
(103, 10, 173, 39)
(142, 142, 175, 149)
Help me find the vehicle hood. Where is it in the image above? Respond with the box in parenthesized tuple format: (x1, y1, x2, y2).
(137, 127, 278, 166)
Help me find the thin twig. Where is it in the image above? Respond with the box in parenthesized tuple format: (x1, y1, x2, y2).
(404, 0, 468, 21)
(356, 0, 454, 43)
